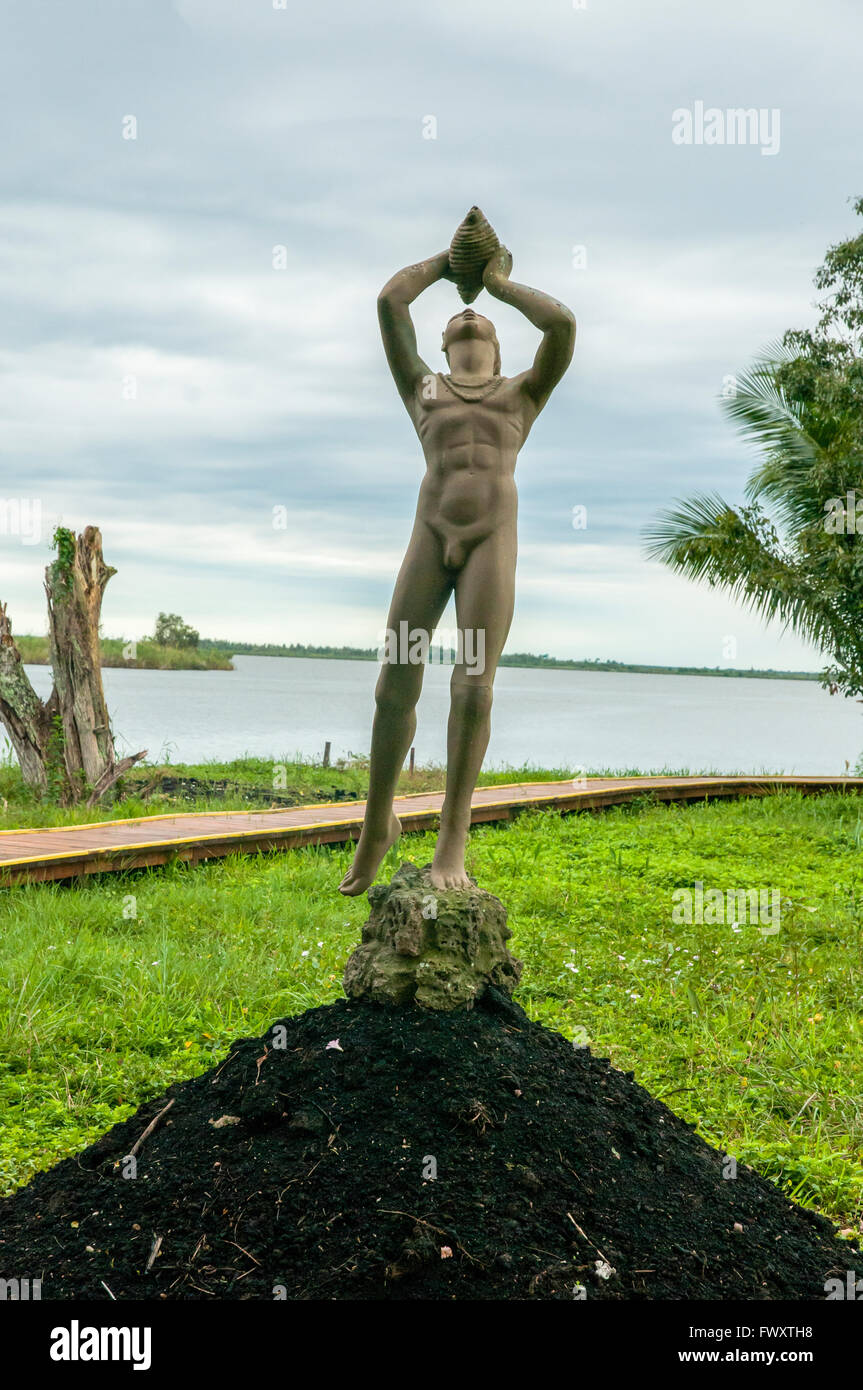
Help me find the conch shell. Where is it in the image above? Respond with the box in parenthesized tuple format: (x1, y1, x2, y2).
(448, 206, 501, 304)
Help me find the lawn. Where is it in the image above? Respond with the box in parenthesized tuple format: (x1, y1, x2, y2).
(0, 785, 861, 1232)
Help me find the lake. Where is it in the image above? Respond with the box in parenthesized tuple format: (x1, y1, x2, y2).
(22, 655, 863, 775)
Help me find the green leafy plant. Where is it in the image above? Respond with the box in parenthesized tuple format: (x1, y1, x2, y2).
(151, 613, 200, 650)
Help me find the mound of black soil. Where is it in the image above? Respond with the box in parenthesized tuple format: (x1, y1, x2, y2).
(0, 992, 855, 1300)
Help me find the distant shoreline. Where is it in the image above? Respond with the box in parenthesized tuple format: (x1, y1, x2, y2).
(16, 633, 825, 683)
(198, 640, 823, 683)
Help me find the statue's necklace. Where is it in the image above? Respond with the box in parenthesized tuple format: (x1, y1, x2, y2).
(441, 373, 505, 403)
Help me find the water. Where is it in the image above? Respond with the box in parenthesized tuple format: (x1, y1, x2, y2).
(22, 656, 862, 775)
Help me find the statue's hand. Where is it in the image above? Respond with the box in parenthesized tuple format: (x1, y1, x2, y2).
(436, 250, 458, 283)
(482, 245, 513, 292)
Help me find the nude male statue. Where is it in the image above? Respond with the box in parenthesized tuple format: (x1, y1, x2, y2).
(339, 242, 575, 896)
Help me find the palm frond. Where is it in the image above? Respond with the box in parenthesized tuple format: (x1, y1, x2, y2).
(643, 492, 839, 652)
(720, 342, 828, 531)
(643, 491, 738, 577)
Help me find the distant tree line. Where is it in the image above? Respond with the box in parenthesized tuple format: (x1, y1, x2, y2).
(196, 638, 817, 681)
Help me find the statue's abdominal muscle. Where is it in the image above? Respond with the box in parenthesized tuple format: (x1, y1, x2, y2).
(414, 398, 521, 534)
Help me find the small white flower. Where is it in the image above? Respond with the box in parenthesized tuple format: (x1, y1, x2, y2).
(325, 1038, 343, 1052)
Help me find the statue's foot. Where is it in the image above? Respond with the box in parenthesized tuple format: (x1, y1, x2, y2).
(429, 834, 472, 891)
(339, 814, 401, 896)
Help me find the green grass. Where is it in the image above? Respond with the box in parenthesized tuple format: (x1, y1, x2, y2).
(1, 786, 861, 1230)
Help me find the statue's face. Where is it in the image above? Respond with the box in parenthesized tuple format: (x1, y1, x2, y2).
(442, 308, 496, 352)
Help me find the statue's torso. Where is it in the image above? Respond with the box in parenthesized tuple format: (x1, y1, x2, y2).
(407, 374, 535, 567)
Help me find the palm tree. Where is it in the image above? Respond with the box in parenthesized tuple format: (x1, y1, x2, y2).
(643, 342, 863, 696)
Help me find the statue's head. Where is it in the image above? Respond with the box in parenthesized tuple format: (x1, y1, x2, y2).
(442, 308, 501, 376)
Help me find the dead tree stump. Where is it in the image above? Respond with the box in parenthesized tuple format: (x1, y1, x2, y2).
(0, 526, 145, 802)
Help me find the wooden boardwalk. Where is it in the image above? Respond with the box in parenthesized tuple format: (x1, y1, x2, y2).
(0, 774, 860, 886)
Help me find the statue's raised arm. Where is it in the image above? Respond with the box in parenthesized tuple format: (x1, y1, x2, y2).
(377, 250, 453, 402)
(482, 247, 576, 412)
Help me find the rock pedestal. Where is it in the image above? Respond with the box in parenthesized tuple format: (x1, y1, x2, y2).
(343, 861, 522, 1011)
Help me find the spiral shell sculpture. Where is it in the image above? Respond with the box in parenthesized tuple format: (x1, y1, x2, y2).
(448, 206, 501, 304)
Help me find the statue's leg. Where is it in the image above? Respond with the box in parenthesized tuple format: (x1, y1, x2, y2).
(339, 522, 453, 896)
(430, 528, 516, 890)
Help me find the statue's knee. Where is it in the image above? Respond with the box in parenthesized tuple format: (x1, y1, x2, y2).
(450, 680, 493, 721)
(375, 669, 421, 716)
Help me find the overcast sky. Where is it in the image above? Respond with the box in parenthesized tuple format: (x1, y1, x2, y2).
(1, 0, 860, 668)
